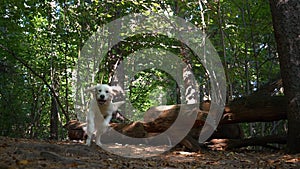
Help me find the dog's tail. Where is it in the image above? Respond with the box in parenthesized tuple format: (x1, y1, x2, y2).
(85, 85, 97, 92)
(111, 85, 124, 95)
(112, 101, 125, 111)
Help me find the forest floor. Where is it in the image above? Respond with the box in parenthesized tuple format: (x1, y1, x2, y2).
(0, 136, 299, 169)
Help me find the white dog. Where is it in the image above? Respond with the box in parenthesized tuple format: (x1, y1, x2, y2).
(85, 84, 124, 146)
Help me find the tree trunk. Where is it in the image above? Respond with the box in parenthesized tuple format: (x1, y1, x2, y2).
(50, 96, 59, 140)
(269, 0, 300, 153)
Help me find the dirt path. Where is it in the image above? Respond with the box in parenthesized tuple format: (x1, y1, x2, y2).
(0, 136, 299, 168)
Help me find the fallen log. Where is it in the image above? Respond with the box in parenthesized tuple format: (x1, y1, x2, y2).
(180, 135, 202, 152)
(143, 104, 200, 132)
(64, 120, 86, 140)
(221, 96, 287, 124)
(207, 135, 287, 150)
(143, 96, 287, 130)
(65, 94, 288, 149)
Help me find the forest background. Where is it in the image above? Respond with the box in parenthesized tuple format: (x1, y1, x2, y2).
(0, 0, 286, 144)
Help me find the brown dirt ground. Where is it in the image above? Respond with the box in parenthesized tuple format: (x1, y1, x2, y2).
(0, 136, 299, 169)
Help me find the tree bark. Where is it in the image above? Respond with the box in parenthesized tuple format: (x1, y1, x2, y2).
(269, 0, 300, 153)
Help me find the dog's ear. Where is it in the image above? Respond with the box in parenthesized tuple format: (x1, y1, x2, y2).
(111, 86, 124, 95)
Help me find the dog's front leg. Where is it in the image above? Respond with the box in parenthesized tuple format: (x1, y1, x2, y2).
(95, 124, 104, 146)
(104, 114, 112, 126)
(86, 110, 95, 146)
(95, 115, 112, 146)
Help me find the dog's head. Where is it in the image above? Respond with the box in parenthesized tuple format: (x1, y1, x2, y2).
(85, 84, 123, 105)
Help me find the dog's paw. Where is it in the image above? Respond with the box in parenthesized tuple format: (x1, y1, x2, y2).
(86, 137, 92, 146)
(96, 141, 102, 146)
(103, 120, 110, 126)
